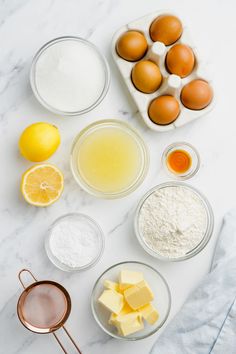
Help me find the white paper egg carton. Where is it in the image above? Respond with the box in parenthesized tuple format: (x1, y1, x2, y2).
(111, 11, 215, 132)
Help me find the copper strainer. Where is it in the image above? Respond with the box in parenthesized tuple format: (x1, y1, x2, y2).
(17, 269, 82, 354)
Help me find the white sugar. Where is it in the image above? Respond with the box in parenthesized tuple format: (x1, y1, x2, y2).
(34, 39, 106, 112)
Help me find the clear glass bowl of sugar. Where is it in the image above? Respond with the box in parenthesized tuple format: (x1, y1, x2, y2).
(45, 213, 105, 271)
(91, 261, 171, 340)
(30, 36, 110, 116)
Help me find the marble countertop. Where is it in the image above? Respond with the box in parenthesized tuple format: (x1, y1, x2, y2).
(1, 0, 236, 353)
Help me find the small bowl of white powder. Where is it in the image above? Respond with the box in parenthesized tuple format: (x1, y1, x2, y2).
(30, 36, 110, 115)
(135, 182, 214, 261)
(45, 213, 105, 271)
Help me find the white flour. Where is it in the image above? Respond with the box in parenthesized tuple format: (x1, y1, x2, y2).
(49, 215, 100, 268)
(138, 185, 208, 258)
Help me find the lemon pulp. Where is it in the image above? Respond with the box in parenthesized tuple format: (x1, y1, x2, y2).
(21, 164, 64, 206)
(77, 127, 143, 194)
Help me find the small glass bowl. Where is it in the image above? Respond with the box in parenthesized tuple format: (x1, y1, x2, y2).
(30, 36, 110, 116)
(134, 182, 214, 262)
(91, 261, 171, 340)
(70, 119, 149, 199)
(45, 213, 105, 272)
(162, 142, 200, 180)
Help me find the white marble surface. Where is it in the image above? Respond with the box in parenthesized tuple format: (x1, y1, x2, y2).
(1, 0, 236, 353)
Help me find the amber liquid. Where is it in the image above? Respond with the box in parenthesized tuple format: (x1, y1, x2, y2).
(167, 149, 192, 174)
(22, 284, 67, 329)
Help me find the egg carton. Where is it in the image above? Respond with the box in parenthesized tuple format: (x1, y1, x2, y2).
(111, 10, 215, 132)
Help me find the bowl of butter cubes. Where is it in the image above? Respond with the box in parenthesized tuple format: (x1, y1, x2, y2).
(91, 261, 171, 340)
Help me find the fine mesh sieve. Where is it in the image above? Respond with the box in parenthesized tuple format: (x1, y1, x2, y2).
(17, 269, 82, 354)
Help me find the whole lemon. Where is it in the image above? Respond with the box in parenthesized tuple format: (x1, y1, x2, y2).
(19, 122, 60, 162)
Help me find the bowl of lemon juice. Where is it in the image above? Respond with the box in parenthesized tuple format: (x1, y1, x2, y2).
(70, 120, 149, 198)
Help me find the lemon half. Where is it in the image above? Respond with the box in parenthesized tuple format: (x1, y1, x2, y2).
(21, 164, 64, 207)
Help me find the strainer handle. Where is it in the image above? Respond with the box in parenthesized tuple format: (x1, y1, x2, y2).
(63, 326, 82, 353)
(18, 269, 37, 289)
(52, 327, 82, 354)
(52, 333, 68, 354)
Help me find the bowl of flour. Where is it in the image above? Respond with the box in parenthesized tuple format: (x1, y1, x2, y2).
(45, 213, 105, 271)
(135, 182, 214, 261)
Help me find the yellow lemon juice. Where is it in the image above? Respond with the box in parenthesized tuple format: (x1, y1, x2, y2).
(77, 126, 143, 194)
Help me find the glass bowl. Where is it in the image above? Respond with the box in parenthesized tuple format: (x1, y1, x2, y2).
(91, 261, 171, 340)
(45, 213, 105, 271)
(162, 142, 200, 180)
(70, 119, 149, 199)
(30, 36, 110, 116)
(134, 182, 214, 262)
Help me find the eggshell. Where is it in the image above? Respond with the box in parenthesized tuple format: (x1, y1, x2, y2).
(148, 95, 180, 125)
(116, 31, 148, 62)
(181, 79, 213, 110)
(150, 15, 183, 45)
(131, 60, 162, 93)
(166, 44, 195, 78)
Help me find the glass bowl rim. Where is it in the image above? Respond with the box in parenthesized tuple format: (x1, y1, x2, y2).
(161, 141, 201, 180)
(30, 36, 110, 116)
(70, 119, 149, 199)
(45, 212, 105, 272)
(134, 181, 214, 262)
(91, 260, 171, 340)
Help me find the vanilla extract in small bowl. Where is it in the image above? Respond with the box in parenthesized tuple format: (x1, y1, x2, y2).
(162, 142, 200, 180)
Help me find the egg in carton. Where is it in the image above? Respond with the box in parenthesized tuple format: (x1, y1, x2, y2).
(111, 11, 215, 132)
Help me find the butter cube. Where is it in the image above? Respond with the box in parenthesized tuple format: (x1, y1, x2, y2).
(114, 312, 144, 336)
(124, 280, 154, 310)
(104, 280, 119, 292)
(119, 270, 143, 291)
(138, 303, 159, 325)
(109, 302, 133, 325)
(98, 289, 124, 314)
(109, 312, 118, 325)
(120, 301, 133, 314)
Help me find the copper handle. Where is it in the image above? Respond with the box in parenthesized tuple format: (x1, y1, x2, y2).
(53, 327, 82, 354)
(53, 333, 68, 354)
(18, 269, 37, 289)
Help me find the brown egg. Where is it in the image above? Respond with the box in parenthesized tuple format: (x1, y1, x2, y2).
(148, 95, 180, 125)
(166, 44, 195, 78)
(150, 15, 183, 45)
(131, 60, 162, 93)
(181, 79, 213, 110)
(116, 31, 148, 62)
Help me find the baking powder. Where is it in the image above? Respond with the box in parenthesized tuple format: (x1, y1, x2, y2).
(49, 214, 101, 268)
(138, 185, 208, 258)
